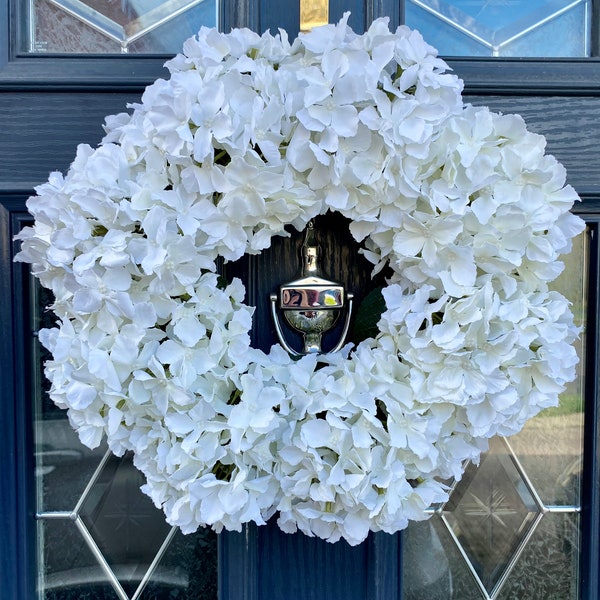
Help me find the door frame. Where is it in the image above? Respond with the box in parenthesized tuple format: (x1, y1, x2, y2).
(2, 1, 600, 598)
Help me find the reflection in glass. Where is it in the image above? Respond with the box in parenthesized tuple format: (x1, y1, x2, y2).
(25, 0, 218, 54)
(139, 529, 218, 600)
(403, 230, 587, 599)
(405, 0, 591, 57)
(402, 520, 459, 600)
(300, 0, 328, 32)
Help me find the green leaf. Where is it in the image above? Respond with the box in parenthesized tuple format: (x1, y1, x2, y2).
(216, 274, 229, 290)
(211, 461, 235, 482)
(351, 287, 386, 344)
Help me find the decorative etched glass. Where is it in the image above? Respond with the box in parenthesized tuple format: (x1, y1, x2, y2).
(405, 0, 591, 57)
(442, 438, 544, 597)
(402, 230, 587, 600)
(24, 0, 218, 53)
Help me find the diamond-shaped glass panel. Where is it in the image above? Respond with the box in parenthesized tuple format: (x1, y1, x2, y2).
(406, 0, 591, 57)
(78, 452, 174, 597)
(442, 438, 542, 596)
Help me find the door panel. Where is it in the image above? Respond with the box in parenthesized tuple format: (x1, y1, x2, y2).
(220, 526, 400, 600)
(220, 212, 395, 600)
(460, 96, 600, 193)
(0, 93, 139, 189)
(4, 94, 600, 195)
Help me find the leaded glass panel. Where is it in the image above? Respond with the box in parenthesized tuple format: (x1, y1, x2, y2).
(402, 229, 587, 600)
(23, 0, 218, 54)
(32, 278, 218, 600)
(405, 0, 591, 57)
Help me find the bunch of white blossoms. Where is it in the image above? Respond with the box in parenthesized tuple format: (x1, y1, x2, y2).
(17, 14, 584, 545)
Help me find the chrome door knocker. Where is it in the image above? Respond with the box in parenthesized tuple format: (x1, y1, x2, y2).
(270, 221, 354, 356)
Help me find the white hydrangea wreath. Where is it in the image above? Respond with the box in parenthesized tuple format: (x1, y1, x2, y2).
(17, 14, 584, 546)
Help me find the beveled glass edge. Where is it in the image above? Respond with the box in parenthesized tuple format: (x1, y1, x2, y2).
(43, 0, 214, 50)
(436, 434, 583, 600)
(36, 448, 181, 600)
(45, 0, 124, 45)
(439, 510, 546, 600)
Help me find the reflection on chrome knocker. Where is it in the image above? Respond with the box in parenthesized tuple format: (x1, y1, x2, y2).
(270, 220, 354, 356)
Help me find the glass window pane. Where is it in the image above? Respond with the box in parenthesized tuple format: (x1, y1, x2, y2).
(138, 529, 218, 600)
(39, 518, 121, 599)
(442, 439, 543, 596)
(506, 230, 587, 507)
(403, 229, 587, 599)
(403, 512, 580, 600)
(405, 0, 591, 57)
(32, 278, 218, 599)
(24, 0, 218, 54)
(403, 518, 479, 600)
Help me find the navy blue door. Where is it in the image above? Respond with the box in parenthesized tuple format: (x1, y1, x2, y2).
(2, 1, 600, 599)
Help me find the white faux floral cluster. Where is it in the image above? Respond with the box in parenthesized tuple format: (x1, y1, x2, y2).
(17, 14, 584, 545)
